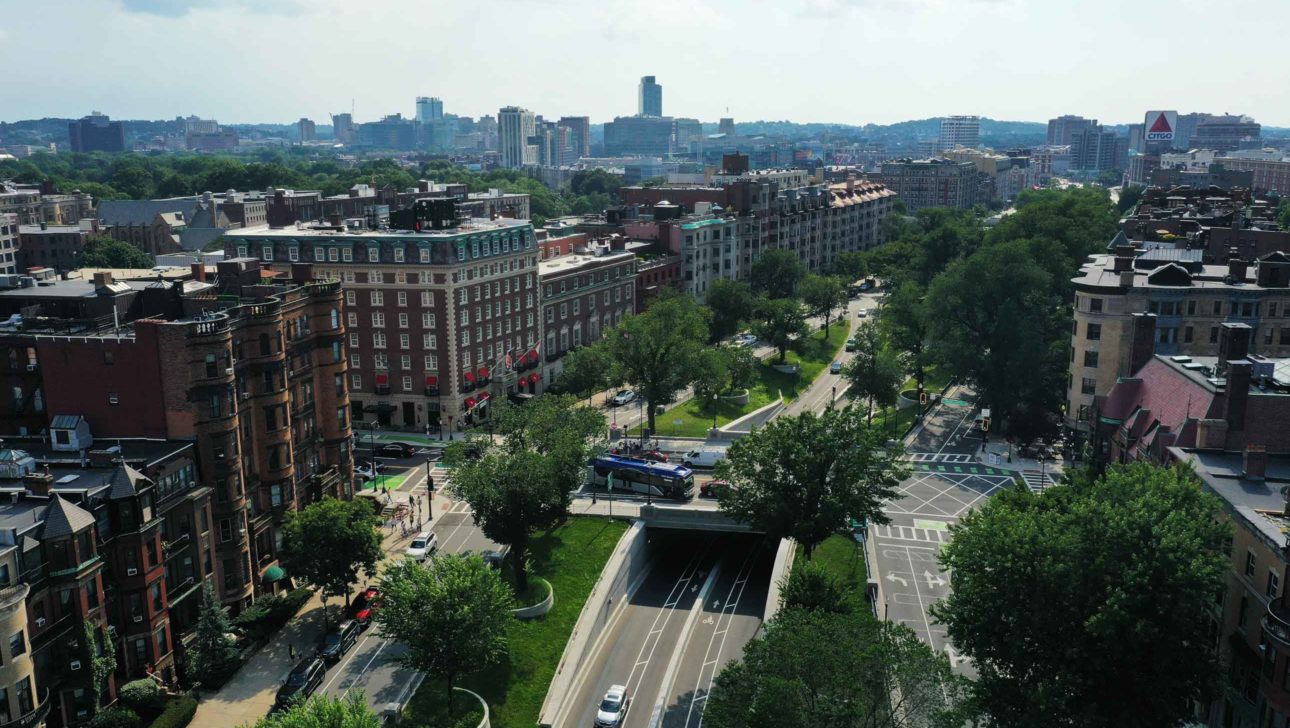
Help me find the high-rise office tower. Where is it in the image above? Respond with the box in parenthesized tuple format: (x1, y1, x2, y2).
(331, 113, 355, 145)
(416, 96, 444, 123)
(639, 76, 662, 117)
(498, 106, 537, 168)
(297, 117, 316, 143)
(557, 116, 591, 160)
(1046, 115, 1098, 146)
(937, 115, 980, 151)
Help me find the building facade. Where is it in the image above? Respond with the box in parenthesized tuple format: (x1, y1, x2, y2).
(604, 116, 674, 157)
(879, 158, 978, 210)
(937, 115, 980, 151)
(17, 220, 97, 273)
(1046, 115, 1098, 146)
(557, 117, 591, 161)
(538, 248, 636, 387)
(68, 113, 125, 153)
(639, 76, 662, 117)
(498, 107, 537, 169)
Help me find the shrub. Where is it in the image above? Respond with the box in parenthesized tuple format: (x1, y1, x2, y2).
(119, 679, 166, 713)
(147, 695, 197, 728)
(91, 706, 140, 728)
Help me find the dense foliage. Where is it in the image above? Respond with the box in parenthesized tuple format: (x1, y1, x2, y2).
(79, 236, 155, 269)
(279, 498, 382, 612)
(252, 693, 382, 728)
(932, 462, 1229, 727)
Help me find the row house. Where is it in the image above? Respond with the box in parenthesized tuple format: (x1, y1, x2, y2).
(538, 247, 637, 387)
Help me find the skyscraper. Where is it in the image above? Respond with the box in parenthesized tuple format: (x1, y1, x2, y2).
(639, 76, 662, 117)
(297, 117, 316, 143)
(498, 106, 537, 168)
(331, 113, 355, 145)
(68, 112, 126, 153)
(937, 115, 980, 151)
(1046, 115, 1098, 146)
(416, 96, 444, 123)
(557, 116, 591, 161)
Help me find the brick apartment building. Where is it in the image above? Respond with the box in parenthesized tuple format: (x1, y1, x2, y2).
(0, 258, 353, 723)
(0, 181, 95, 227)
(538, 246, 636, 387)
(1119, 186, 1284, 263)
(878, 158, 979, 211)
(226, 205, 539, 434)
(18, 219, 99, 273)
(265, 182, 529, 229)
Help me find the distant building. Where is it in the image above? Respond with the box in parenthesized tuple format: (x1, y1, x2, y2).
(673, 118, 703, 151)
(1046, 115, 1098, 146)
(331, 113, 355, 145)
(17, 219, 98, 273)
(878, 158, 978, 210)
(0, 181, 95, 226)
(557, 116, 591, 162)
(1217, 155, 1290, 196)
(639, 75, 663, 117)
(68, 112, 125, 153)
(498, 107, 537, 168)
(97, 191, 258, 255)
(356, 114, 417, 151)
(718, 118, 736, 136)
(1070, 126, 1126, 172)
(604, 116, 674, 157)
(297, 118, 316, 143)
(415, 96, 444, 124)
(1193, 114, 1261, 153)
(937, 116, 980, 151)
(0, 214, 16, 274)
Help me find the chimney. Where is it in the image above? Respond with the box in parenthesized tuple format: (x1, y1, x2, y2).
(291, 262, 313, 284)
(1218, 322, 1252, 371)
(418, 180, 431, 192)
(1225, 359, 1252, 431)
(1119, 269, 1135, 288)
(190, 263, 207, 282)
(1128, 313, 1157, 374)
(1244, 444, 1268, 482)
(1113, 253, 1133, 272)
(92, 271, 113, 288)
(846, 176, 856, 192)
(1229, 255, 1248, 282)
(23, 472, 53, 497)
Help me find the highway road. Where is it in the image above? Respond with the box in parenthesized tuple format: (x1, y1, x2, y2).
(558, 532, 771, 728)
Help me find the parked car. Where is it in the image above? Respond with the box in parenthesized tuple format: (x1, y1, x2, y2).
(274, 658, 326, 712)
(682, 448, 727, 469)
(354, 461, 384, 481)
(610, 390, 637, 406)
(734, 333, 758, 347)
(830, 361, 843, 374)
(638, 449, 669, 463)
(318, 620, 361, 663)
(377, 442, 417, 458)
(845, 338, 857, 352)
(595, 684, 630, 727)
(700, 479, 731, 498)
(350, 586, 380, 629)
(856, 310, 868, 318)
(406, 531, 439, 561)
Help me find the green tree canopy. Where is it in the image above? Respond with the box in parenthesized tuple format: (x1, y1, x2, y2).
(705, 608, 972, 728)
(880, 280, 932, 394)
(552, 342, 615, 401)
(829, 250, 868, 281)
(751, 297, 807, 364)
(723, 345, 758, 393)
(797, 274, 848, 336)
(78, 236, 155, 269)
(252, 693, 381, 728)
(705, 278, 755, 343)
(843, 319, 905, 421)
(279, 497, 382, 611)
(778, 561, 850, 615)
(749, 249, 806, 299)
(1117, 184, 1144, 214)
(714, 406, 906, 558)
(190, 583, 240, 687)
(375, 555, 512, 714)
(691, 348, 733, 430)
(932, 462, 1229, 727)
(605, 290, 710, 433)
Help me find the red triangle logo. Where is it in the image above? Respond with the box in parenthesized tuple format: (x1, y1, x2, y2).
(1148, 114, 1173, 134)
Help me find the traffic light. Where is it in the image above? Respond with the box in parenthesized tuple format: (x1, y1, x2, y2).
(919, 391, 929, 406)
(981, 417, 991, 432)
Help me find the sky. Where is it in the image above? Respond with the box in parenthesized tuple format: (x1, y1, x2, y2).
(2, 0, 1288, 128)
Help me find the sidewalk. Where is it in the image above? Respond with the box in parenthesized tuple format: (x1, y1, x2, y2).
(190, 481, 450, 727)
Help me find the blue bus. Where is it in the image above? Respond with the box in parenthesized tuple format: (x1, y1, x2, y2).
(587, 455, 694, 500)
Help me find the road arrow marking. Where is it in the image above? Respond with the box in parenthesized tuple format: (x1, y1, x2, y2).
(886, 572, 908, 587)
(945, 644, 966, 667)
(924, 570, 947, 588)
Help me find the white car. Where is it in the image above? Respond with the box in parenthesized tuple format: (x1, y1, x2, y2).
(354, 460, 385, 481)
(405, 532, 439, 562)
(682, 448, 727, 469)
(611, 390, 637, 406)
(734, 334, 758, 347)
(595, 684, 629, 727)
(856, 310, 869, 318)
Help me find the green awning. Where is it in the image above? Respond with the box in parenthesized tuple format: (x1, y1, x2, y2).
(263, 565, 286, 583)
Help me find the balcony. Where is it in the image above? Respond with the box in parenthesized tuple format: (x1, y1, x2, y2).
(0, 690, 50, 728)
(1265, 602, 1290, 648)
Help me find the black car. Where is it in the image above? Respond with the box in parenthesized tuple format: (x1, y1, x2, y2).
(274, 658, 325, 712)
(377, 442, 417, 458)
(318, 620, 361, 663)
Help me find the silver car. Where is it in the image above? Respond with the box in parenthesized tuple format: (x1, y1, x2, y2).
(595, 684, 629, 727)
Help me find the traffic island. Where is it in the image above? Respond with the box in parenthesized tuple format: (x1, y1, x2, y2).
(511, 577, 553, 620)
(402, 683, 488, 728)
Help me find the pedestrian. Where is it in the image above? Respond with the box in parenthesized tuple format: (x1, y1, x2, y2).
(288, 643, 295, 660)
(592, 492, 598, 505)
(427, 474, 435, 491)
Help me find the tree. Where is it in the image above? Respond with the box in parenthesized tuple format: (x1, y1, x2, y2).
(881, 280, 932, 398)
(714, 406, 906, 559)
(189, 583, 239, 687)
(778, 561, 850, 615)
(78, 236, 155, 269)
(705, 278, 755, 342)
(842, 320, 905, 421)
(485, 393, 606, 460)
(932, 462, 1229, 727)
(605, 290, 710, 434)
(447, 449, 571, 594)
(254, 694, 380, 727)
(280, 497, 382, 614)
(1278, 197, 1290, 231)
(691, 348, 732, 430)
(724, 346, 758, 393)
(751, 297, 807, 364)
(1117, 184, 1144, 214)
(749, 249, 806, 299)
(705, 608, 972, 728)
(797, 275, 847, 336)
(829, 250, 868, 282)
(924, 240, 1067, 437)
(552, 343, 614, 403)
(375, 555, 512, 713)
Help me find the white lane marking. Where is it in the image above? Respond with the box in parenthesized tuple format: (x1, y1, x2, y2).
(648, 562, 724, 728)
(688, 545, 762, 728)
(622, 541, 714, 702)
(905, 547, 936, 652)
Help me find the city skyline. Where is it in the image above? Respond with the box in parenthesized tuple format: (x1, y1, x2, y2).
(3, 0, 1290, 127)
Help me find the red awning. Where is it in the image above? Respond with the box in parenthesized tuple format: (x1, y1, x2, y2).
(478, 391, 490, 402)
(464, 397, 476, 409)
(478, 366, 489, 379)
(464, 371, 475, 382)
(375, 373, 389, 385)
(424, 375, 438, 387)
(528, 373, 539, 385)
(526, 351, 536, 364)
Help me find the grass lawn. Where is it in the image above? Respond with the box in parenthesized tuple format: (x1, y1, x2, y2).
(631, 323, 852, 438)
(408, 518, 629, 728)
(796, 533, 871, 612)
(402, 686, 485, 728)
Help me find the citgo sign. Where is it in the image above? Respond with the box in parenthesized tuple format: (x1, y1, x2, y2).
(1144, 110, 1178, 142)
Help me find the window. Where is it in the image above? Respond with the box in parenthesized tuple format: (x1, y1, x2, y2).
(370, 291, 384, 306)
(346, 290, 356, 306)
(288, 247, 299, 262)
(397, 291, 407, 307)
(372, 312, 385, 328)
(315, 246, 325, 262)
(367, 247, 380, 263)
(1270, 302, 1279, 318)
(546, 308, 554, 324)
(1081, 377, 1096, 395)
(347, 312, 358, 328)
(420, 248, 430, 263)
(1210, 326, 1220, 344)
(1086, 323, 1101, 341)
(261, 245, 273, 262)
(1089, 298, 1102, 313)
(1282, 328, 1290, 346)
(402, 376, 412, 391)
(400, 335, 410, 350)
(1213, 300, 1223, 315)
(350, 353, 361, 368)
(422, 313, 435, 328)
(1083, 351, 1099, 368)
(1184, 326, 1193, 343)
(349, 333, 360, 348)
(398, 313, 409, 328)
(421, 291, 433, 306)
(400, 355, 411, 370)
(351, 374, 361, 389)
(1270, 570, 1281, 599)
(1246, 550, 1257, 577)
(394, 247, 405, 263)
(1187, 299, 1197, 315)
(424, 334, 437, 349)
(373, 332, 386, 349)
(8, 630, 24, 658)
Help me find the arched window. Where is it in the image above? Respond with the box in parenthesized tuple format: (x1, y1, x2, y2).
(259, 333, 271, 356)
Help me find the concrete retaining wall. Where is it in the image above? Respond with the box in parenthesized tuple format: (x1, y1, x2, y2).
(762, 537, 797, 623)
(511, 578, 553, 620)
(720, 397, 784, 435)
(538, 521, 651, 728)
(455, 687, 490, 728)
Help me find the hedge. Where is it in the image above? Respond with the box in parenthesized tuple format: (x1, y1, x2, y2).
(91, 707, 140, 728)
(232, 588, 314, 644)
(119, 679, 166, 713)
(147, 695, 197, 728)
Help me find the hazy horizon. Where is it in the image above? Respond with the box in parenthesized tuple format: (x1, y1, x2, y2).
(2, 0, 1287, 128)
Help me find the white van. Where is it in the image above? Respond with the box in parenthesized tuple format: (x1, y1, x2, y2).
(682, 448, 727, 469)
